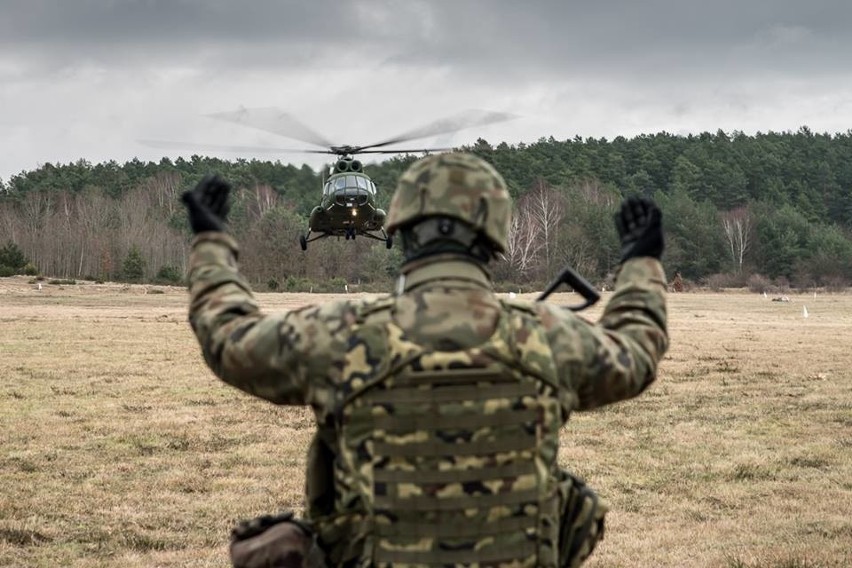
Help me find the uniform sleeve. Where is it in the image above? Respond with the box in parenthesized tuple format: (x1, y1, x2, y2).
(544, 257, 668, 411)
(186, 232, 328, 405)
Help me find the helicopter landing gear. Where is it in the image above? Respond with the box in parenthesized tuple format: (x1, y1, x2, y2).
(386, 235, 393, 249)
(299, 234, 308, 251)
(344, 228, 356, 240)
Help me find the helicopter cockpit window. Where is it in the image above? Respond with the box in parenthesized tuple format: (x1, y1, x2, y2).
(369, 180, 377, 193)
(346, 175, 358, 188)
(334, 177, 347, 190)
(323, 182, 333, 196)
(356, 176, 369, 190)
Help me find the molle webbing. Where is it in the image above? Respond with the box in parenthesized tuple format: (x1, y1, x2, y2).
(368, 408, 538, 432)
(374, 542, 538, 565)
(354, 367, 547, 565)
(365, 381, 536, 404)
(377, 514, 536, 539)
(334, 301, 563, 567)
(373, 460, 535, 484)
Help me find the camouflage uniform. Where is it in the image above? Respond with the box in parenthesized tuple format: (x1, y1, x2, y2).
(188, 242, 667, 567)
(186, 152, 667, 567)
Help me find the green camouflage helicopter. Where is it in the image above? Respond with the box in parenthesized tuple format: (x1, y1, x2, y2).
(142, 108, 513, 250)
(305, 152, 389, 250)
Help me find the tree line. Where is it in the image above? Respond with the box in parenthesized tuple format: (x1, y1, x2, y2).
(1, 127, 850, 291)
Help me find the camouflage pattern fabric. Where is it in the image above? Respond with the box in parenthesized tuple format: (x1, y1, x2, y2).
(188, 233, 668, 566)
(558, 472, 607, 568)
(328, 288, 564, 566)
(386, 152, 512, 252)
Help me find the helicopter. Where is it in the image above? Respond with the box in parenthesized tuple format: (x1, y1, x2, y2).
(140, 108, 514, 250)
(304, 152, 390, 250)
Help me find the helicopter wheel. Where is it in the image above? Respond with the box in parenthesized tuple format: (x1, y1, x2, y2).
(299, 234, 308, 251)
(386, 235, 393, 249)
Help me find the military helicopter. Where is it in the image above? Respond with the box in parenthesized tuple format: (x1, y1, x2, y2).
(304, 152, 389, 250)
(141, 108, 514, 250)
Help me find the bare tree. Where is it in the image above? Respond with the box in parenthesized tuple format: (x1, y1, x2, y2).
(0, 207, 16, 243)
(146, 171, 182, 219)
(556, 223, 598, 280)
(571, 178, 619, 207)
(252, 184, 278, 220)
(721, 206, 753, 274)
(237, 203, 308, 284)
(503, 198, 541, 277)
(74, 189, 115, 278)
(14, 191, 54, 271)
(526, 179, 566, 276)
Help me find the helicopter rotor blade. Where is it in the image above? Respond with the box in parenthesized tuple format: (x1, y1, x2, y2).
(353, 109, 517, 152)
(205, 107, 334, 149)
(138, 139, 333, 155)
(354, 147, 457, 154)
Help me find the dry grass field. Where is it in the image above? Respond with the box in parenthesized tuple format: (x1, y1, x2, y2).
(1, 276, 850, 567)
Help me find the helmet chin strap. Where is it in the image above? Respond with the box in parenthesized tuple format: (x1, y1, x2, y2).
(400, 217, 495, 264)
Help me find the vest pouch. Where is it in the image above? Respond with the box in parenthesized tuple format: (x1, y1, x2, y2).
(313, 510, 367, 567)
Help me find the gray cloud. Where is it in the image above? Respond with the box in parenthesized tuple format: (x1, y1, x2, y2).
(4, 0, 851, 76)
(1, 0, 852, 178)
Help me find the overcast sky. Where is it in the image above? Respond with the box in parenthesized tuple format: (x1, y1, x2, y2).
(2, 0, 852, 180)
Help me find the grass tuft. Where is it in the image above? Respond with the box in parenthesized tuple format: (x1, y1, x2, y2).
(0, 528, 51, 546)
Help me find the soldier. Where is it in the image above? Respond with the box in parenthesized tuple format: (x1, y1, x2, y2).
(182, 152, 668, 568)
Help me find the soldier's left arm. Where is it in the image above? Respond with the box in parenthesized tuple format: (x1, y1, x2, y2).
(541, 257, 669, 411)
(187, 232, 333, 405)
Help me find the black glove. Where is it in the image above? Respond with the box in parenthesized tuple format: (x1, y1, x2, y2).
(231, 511, 301, 542)
(614, 196, 664, 262)
(181, 174, 231, 234)
(230, 511, 319, 568)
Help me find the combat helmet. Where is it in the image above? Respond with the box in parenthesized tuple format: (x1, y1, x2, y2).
(386, 152, 512, 253)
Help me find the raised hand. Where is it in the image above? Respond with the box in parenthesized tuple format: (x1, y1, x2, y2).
(181, 174, 232, 234)
(614, 196, 664, 262)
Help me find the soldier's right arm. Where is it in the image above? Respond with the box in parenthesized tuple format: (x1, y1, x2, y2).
(541, 257, 669, 411)
(187, 233, 339, 406)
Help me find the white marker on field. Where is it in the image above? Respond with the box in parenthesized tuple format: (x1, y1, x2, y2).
(803, 306, 809, 318)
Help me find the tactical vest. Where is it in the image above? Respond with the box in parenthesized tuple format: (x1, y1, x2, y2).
(326, 299, 564, 567)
